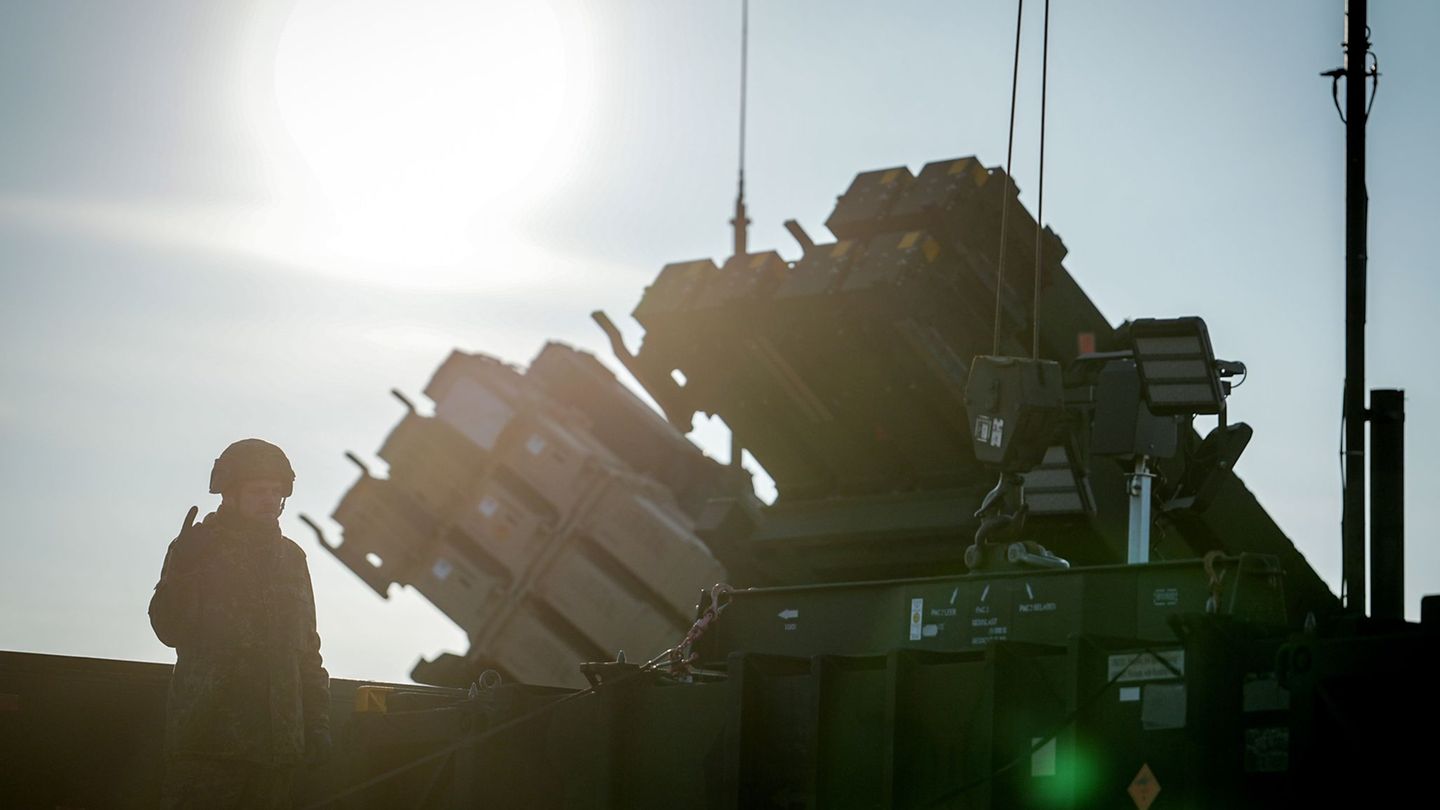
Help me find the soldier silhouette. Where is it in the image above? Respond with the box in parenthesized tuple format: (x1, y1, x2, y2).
(150, 439, 330, 809)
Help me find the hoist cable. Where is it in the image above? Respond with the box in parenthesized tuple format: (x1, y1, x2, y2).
(991, 0, 1025, 357)
(1031, 0, 1051, 360)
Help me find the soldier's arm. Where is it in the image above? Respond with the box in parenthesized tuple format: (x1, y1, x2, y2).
(148, 508, 205, 648)
(297, 556, 331, 733)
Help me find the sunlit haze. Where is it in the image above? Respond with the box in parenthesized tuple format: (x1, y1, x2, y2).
(262, 0, 583, 281)
(2, 1, 1438, 685)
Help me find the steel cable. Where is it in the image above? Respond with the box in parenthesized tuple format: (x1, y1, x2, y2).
(919, 645, 1186, 808)
(1030, 0, 1051, 360)
(991, 0, 1025, 357)
(296, 650, 674, 810)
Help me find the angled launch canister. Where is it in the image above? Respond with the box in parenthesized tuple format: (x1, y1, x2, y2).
(323, 343, 738, 689)
(623, 156, 1335, 620)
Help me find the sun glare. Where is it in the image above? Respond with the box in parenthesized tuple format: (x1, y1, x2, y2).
(266, 0, 579, 282)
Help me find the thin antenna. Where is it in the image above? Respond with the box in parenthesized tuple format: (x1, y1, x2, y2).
(991, 0, 1024, 357)
(1031, 0, 1051, 360)
(728, 0, 751, 471)
(730, 0, 751, 260)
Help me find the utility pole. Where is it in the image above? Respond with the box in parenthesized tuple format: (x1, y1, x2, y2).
(1340, 0, 1369, 613)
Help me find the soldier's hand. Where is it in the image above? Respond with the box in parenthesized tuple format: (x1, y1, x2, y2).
(168, 506, 206, 573)
(179, 505, 199, 537)
(306, 728, 333, 767)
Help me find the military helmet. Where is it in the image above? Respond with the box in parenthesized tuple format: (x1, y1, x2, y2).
(209, 439, 295, 496)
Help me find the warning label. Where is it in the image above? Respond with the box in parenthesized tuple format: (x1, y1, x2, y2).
(1108, 650, 1185, 683)
(974, 416, 992, 443)
(1128, 763, 1161, 809)
(1152, 587, 1180, 607)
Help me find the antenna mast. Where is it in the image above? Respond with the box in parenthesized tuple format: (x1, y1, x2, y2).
(730, 0, 750, 259)
(727, 0, 751, 470)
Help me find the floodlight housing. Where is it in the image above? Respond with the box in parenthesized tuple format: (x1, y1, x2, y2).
(1129, 317, 1225, 416)
(1088, 358, 1180, 459)
(1021, 444, 1096, 516)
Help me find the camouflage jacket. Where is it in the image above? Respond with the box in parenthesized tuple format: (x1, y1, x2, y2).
(149, 506, 329, 764)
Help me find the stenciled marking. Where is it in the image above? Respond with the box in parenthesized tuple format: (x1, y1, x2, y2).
(909, 598, 924, 641)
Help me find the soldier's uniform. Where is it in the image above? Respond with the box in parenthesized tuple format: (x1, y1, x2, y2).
(150, 442, 329, 809)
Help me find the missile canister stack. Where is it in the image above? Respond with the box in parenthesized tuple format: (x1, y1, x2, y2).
(325, 343, 735, 688)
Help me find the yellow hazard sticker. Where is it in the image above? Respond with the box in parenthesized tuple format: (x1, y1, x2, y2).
(1128, 763, 1160, 810)
(922, 237, 941, 262)
(354, 685, 394, 714)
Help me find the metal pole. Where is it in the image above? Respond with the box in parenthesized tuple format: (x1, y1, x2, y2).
(727, 0, 750, 470)
(1369, 389, 1404, 620)
(1127, 456, 1153, 564)
(1341, 0, 1369, 612)
(731, 183, 749, 265)
(731, 0, 750, 264)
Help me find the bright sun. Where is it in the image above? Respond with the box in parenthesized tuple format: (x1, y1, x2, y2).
(267, 0, 576, 278)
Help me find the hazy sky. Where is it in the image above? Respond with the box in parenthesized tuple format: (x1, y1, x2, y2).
(2, 1, 1436, 683)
